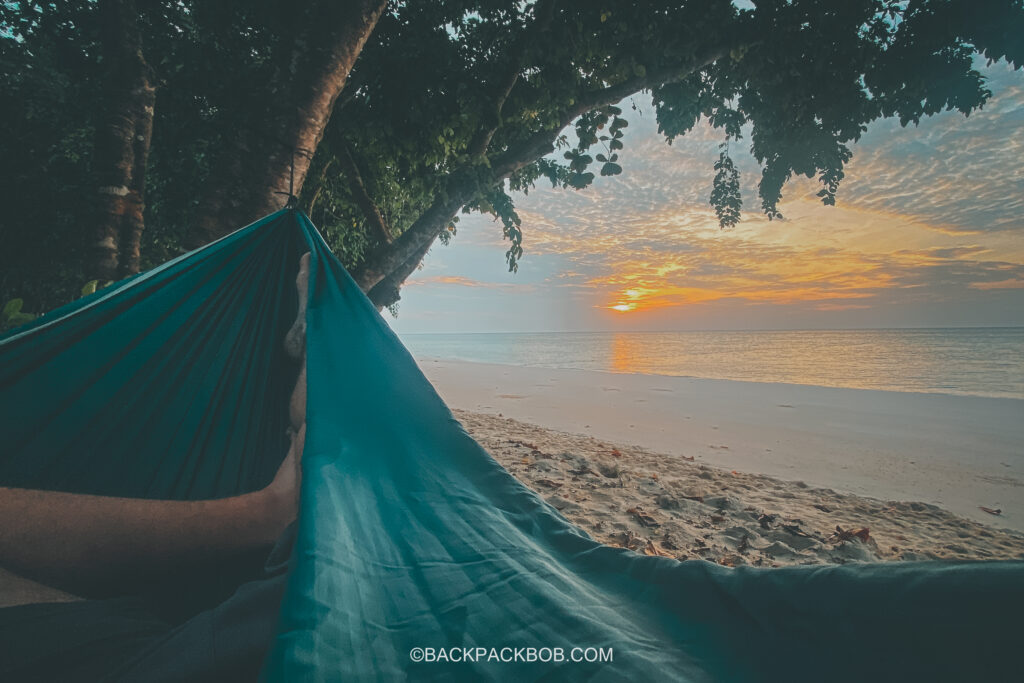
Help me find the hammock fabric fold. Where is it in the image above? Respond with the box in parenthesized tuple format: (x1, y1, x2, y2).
(1, 209, 1021, 682)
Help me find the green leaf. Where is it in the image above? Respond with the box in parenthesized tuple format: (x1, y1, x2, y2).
(600, 162, 622, 176)
(81, 279, 99, 296)
(3, 299, 23, 317)
(569, 171, 595, 189)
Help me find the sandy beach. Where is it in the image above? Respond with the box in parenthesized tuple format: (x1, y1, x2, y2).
(419, 358, 1024, 566)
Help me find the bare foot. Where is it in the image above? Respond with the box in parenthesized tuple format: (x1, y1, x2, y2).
(284, 252, 311, 359)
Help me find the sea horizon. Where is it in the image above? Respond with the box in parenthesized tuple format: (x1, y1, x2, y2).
(399, 327, 1024, 400)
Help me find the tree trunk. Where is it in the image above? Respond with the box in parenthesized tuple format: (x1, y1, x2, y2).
(367, 236, 435, 309)
(185, 0, 388, 249)
(89, 0, 155, 281)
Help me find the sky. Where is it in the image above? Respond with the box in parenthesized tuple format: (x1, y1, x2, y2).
(388, 62, 1024, 334)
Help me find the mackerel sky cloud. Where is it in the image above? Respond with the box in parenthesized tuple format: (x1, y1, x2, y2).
(390, 63, 1024, 334)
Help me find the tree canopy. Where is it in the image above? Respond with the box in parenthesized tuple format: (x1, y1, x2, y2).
(1, 0, 1021, 316)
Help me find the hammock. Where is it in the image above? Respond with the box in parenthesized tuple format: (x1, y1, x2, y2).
(1, 209, 1020, 682)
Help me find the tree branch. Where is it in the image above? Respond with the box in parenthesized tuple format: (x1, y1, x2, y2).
(337, 142, 392, 244)
(367, 234, 435, 309)
(491, 45, 732, 179)
(354, 44, 734, 295)
(466, 0, 557, 159)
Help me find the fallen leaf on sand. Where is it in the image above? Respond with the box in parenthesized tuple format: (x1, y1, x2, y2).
(610, 448, 622, 458)
(643, 540, 674, 557)
(681, 455, 695, 461)
(980, 506, 1003, 516)
(758, 513, 777, 529)
(718, 553, 744, 567)
(627, 507, 661, 528)
(535, 479, 562, 488)
(813, 504, 833, 513)
(828, 525, 871, 543)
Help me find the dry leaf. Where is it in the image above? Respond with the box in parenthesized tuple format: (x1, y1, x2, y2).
(627, 507, 661, 528)
(980, 506, 1003, 516)
(643, 540, 674, 557)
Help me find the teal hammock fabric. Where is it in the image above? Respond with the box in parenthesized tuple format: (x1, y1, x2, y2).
(1, 209, 1022, 682)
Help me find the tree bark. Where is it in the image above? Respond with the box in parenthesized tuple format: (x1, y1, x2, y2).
(89, 0, 155, 280)
(338, 143, 392, 245)
(185, 0, 388, 249)
(367, 236, 435, 309)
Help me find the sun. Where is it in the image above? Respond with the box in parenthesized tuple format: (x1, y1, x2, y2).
(610, 303, 637, 312)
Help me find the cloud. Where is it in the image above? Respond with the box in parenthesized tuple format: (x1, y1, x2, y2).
(404, 274, 525, 291)
(393, 61, 1024, 333)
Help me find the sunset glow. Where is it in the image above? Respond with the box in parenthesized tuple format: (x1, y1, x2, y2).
(392, 62, 1024, 333)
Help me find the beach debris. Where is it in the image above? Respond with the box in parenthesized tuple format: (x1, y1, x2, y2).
(718, 553, 745, 567)
(661, 533, 680, 550)
(758, 513, 777, 529)
(708, 444, 730, 450)
(627, 507, 660, 528)
(508, 439, 539, 450)
(610, 447, 622, 458)
(737, 535, 751, 554)
(643, 540, 674, 558)
(680, 455, 695, 461)
(827, 525, 871, 544)
(813, 503, 833, 513)
(650, 473, 659, 481)
(609, 531, 672, 558)
(979, 506, 1003, 516)
(535, 478, 562, 489)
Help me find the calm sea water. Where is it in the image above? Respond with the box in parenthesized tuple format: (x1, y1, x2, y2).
(399, 328, 1024, 399)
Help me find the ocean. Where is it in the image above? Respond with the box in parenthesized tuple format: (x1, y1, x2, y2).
(398, 328, 1024, 400)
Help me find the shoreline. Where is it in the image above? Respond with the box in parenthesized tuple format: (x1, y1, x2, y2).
(419, 355, 1024, 401)
(416, 357, 1024, 532)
